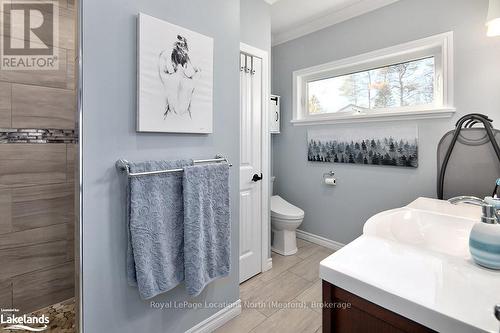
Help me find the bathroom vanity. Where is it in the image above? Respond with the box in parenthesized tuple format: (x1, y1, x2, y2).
(320, 198, 500, 333)
(322, 281, 435, 333)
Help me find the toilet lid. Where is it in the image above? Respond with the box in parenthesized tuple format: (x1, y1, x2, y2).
(271, 196, 304, 220)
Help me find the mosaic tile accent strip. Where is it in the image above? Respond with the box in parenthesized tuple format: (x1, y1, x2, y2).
(0, 129, 78, 144)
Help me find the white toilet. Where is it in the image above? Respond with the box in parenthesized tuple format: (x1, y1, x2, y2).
(271, 177, 305, 256)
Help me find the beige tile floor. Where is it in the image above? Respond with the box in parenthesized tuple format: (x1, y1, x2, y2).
(216, 239, 334, 333)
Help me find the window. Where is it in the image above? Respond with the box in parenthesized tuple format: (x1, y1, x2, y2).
(293, 32, 455, 125)
(308, 57, 435, 114)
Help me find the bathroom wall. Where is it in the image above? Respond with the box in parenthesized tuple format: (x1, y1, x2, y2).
(82, 0, 240, 332)
(240, 0, 271, 54)
(0, 0, 77, 314)
(272, 0, 500, 244)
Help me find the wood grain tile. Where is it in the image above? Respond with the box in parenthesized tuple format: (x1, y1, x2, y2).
(297, 238, 312, 248)
(216, 308, 266, 333)
(67, 217, 74, 261)
(240, 275, 265, 302)
(289, 249, 333, 282)
(0, 280, 12, 309)
(0, 48, 71, 89)
(223, 242, 334, 332)
(59, 7, 75, 50)
(0, 1, 76, 316)
(11, 183, 74, 231)
(0, 144, 67, 186)
(250, 306, 321, 333)
(67, 238, 75, 262)
(67, 212, 75, 241)
(12, 84, 76, 129)
(66, 49, 76, 91)
(0, 224, 68, 250)
(296, 280, 322, 312)
(0, 186, 12, 234)
(73, 185, 79, 264)
(246, 271, 311, 317)
(1, 4, 74, 49)
(0, 82, 11, 128)
(259, 253, 303, 282)
(0, 240, 68, 280)
(66, 144, 77, 182)
(13, 261, 74, 314)
(54, 0, 69, 8)
(296, 241, 323, 259)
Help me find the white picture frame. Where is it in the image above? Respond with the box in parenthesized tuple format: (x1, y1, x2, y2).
(137, 13, 214, 133)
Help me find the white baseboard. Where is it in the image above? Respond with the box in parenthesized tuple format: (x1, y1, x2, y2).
(296, 229, 345, 251)
(271, 246, 297, 256)
(262, 257, 273, 272)
(185, 299, 241, 333)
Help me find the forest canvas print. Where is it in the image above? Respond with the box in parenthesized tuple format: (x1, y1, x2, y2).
(307, 125, 418, 168)
(137, 13, 214, 133)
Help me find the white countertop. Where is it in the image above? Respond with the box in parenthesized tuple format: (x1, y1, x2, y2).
(319, 198, 500, 333)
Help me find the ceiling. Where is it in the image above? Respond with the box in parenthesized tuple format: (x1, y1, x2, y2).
(266, 0, 400, 46)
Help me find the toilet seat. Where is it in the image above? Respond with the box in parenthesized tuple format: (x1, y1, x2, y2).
(271, 196, 304, 220)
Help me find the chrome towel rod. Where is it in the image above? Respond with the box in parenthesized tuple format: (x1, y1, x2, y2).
(116, 155, 232, 178)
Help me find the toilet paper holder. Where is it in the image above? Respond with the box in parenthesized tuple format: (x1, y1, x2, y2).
(323, 171, 336, 186)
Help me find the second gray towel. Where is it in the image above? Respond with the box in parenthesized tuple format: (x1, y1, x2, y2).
(127, 159, 193, 300)
(183, 163, 231, 296)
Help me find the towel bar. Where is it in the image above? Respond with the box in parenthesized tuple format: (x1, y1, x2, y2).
(116, 155, 232, 178)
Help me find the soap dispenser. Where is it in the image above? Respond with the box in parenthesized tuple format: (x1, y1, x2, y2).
(469, 197, 500, 270)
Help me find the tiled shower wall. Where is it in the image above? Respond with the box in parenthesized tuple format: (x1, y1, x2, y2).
(0, 0, 77, 314)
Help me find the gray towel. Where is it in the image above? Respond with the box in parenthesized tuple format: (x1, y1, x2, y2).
(127, 159, 193, 300)
(183, 163, 231, 296)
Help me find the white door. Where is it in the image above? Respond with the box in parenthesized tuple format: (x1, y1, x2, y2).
(239, 53, 263, 283)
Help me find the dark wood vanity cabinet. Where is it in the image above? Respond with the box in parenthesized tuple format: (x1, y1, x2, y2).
(322, 281, 436, 333)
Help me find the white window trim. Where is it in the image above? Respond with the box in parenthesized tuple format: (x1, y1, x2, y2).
(292, 32, 455, 126)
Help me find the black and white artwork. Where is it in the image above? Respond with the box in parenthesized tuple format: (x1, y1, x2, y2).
(307, 125, 418, 168)
(137, 13, 213, 133)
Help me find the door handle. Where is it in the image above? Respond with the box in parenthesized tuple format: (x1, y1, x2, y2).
(252, 173, 263, 182)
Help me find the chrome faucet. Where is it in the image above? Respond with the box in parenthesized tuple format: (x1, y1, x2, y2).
(448, 196, 499, 224)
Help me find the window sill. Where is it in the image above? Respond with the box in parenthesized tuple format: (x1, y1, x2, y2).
(290, 107, 456, 126)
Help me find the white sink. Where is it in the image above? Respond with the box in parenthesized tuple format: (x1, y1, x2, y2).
(362, 198, 480, 258)
(320, 197, 500, 333)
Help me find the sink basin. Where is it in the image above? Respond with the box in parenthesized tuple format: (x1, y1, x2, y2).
(363, 197, 481, 258)
(320, 197, 499, 333)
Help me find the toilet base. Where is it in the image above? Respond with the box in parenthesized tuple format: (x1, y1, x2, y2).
(271, 228, 298, 256)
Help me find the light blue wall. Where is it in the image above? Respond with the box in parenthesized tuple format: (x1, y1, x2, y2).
(240, 0, 271, 53)
(272, 0, 500, 245)
(82, 0, 240, 332)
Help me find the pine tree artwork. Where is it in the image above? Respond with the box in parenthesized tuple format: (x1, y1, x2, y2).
(307, 125, 418, 168)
